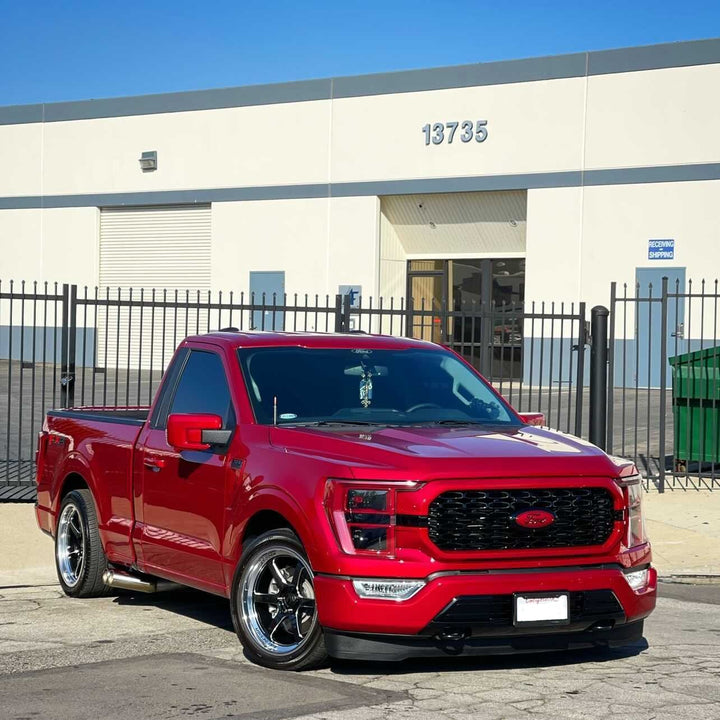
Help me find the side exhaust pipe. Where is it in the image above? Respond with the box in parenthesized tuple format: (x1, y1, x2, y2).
(103, 569, 181, 594)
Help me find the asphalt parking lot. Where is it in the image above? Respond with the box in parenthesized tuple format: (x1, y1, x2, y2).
(1, 580, 719, 720)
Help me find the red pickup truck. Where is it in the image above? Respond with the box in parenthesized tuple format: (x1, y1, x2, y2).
(35, 331, 656, 670)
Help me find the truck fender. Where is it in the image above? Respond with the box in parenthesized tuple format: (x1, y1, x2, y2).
(226, 487, 318, 569)
(53, 453, 100, 519)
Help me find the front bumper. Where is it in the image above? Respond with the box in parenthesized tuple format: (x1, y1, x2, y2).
(315, 565, 656, 659)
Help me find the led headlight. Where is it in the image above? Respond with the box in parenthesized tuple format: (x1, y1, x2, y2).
(352, 579, 426, 601)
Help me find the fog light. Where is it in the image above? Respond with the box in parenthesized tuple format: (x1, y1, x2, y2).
(352, 579, 425, 601)
(624, 568, 649, 592)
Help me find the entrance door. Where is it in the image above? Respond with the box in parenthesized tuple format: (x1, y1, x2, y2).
(635, 267, 686, 387)
(250, 271, 285, 330)
(407, 258, 525, 378)
(406, 261, 447, 343)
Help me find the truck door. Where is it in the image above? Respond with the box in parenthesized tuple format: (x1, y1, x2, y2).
(136, 347, 236, 593)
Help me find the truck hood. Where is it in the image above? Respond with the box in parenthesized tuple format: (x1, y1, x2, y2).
(268, 424, 623, 479)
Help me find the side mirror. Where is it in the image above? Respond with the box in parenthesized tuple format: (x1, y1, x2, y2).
(167, 413, 232, 451)
(518, 412, 545, 427)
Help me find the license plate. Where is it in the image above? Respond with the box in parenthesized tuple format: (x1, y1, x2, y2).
(514, 593, 570, 625)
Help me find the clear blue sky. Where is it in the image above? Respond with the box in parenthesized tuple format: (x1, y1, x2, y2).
(1, 0, 718, 106)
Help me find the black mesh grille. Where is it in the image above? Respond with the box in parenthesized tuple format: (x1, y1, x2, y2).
(427, 487, 616, 551)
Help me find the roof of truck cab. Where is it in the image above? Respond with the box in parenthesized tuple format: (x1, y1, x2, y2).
(184, 331, 438, 351)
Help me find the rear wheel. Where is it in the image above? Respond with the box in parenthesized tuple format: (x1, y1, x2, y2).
(230, 529, 327, 670)
(55, 489, 110, 597)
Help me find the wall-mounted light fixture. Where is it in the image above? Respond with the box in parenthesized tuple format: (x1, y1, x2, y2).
(139, 151, 158, 172)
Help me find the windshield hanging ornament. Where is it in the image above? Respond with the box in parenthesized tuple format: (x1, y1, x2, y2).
(359, 369, 373, 408)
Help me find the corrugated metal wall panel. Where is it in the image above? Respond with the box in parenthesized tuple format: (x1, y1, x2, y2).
(381, 191, 527, 255)
(98, 205, 212, 372)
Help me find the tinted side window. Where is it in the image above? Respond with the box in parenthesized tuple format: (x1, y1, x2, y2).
(169, 350, 234, 428)
(150, 347, 188, 429)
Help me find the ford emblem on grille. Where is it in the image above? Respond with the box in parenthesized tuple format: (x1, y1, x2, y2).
(513, 509, 555, 528)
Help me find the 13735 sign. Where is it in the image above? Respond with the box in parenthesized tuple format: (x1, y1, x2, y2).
(422, 120, 488, 146)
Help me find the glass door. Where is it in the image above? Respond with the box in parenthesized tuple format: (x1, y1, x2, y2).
(406, 258, 525, 378)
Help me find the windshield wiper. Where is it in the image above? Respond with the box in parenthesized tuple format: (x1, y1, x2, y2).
(286, 420, 387, 427)
(413, 419, 486, 426)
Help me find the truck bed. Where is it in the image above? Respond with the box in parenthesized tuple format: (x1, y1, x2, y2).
(47, 407, 150, 426)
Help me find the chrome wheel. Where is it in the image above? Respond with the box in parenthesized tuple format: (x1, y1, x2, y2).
(240, 546, 317, 656)
(56, 502, 85, 588)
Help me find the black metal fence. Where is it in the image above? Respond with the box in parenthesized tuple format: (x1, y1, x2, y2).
(1, 280, 589, 500)
(608, 277, 720, 491)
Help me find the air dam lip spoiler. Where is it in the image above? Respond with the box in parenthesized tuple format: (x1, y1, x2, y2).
(323, 621, 645, 662)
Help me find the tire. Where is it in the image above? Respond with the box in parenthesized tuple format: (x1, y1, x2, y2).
(230, 528, 327, 671)
(55, 488, 110, 598)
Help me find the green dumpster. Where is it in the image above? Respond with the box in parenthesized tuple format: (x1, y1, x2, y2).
(669, 346, 720, 468)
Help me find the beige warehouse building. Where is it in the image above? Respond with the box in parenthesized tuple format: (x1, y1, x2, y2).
(1, 37, 719, 324)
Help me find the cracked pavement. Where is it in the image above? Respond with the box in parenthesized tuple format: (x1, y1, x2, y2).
(1, 582, 719, 719)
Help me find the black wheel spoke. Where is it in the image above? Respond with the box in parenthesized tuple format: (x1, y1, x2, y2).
(268, 611, 291, 641)
(293, 563, 307, 591)
(253, 592, 279, 605)
(293, 610, 304, 639)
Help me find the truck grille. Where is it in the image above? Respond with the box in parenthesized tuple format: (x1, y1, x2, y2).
(427, 487, 616, 551)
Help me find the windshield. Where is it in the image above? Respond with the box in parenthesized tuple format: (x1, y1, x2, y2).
(237, 346, 519, 427)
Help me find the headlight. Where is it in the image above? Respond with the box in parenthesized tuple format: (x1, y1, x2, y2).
(614, 470, 647, 549)
(626, 481, 647, 548)
(324, 480, 420, 556)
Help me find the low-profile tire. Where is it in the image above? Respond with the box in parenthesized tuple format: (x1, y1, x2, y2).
(55, 488, 110, 598)
(230, 528, 327, 671)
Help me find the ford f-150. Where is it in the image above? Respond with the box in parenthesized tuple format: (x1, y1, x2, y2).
(35, 331, 656, 670)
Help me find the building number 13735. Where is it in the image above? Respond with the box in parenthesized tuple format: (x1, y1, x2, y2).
(422, 120, 488, 146)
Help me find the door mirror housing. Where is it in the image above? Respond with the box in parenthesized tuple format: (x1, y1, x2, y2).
(518, 412, 545, 427)
(167, 413, 232, 451)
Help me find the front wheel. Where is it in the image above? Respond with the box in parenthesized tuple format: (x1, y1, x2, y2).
(230, 529, 327, 670)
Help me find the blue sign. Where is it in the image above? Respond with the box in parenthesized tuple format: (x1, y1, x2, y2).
(338, 285, 362, 309)
(648, 239, 674, 260)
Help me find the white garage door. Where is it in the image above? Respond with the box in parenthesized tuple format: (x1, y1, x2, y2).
(97, 205, 212, 372)
(99, 204, 211, 290)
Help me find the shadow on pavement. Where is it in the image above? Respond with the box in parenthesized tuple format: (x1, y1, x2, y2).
(113, 588, 234, 631)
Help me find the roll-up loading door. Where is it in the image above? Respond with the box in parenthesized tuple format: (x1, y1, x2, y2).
(97, 205, 211, 371)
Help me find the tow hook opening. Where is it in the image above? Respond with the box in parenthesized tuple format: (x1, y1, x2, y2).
(435, 628, 471, 642)
(589, 620, 615, 632)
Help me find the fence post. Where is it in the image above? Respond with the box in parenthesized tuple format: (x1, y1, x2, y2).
(405, 296, 414, 338)
(606, 284, 616, 454)
(60, 284, 69, 408)
(60, 284, 77, 409)
(658, 276, 669, 494)
(334, 294, 344, 333)
(589, 305, 609, 449)
(342, 292, 352, 332)
(574, 303, 587, 438)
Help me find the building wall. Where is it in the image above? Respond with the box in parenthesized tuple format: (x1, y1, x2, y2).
(212, 196, 379, 298)
(0, 40, 719, 310)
